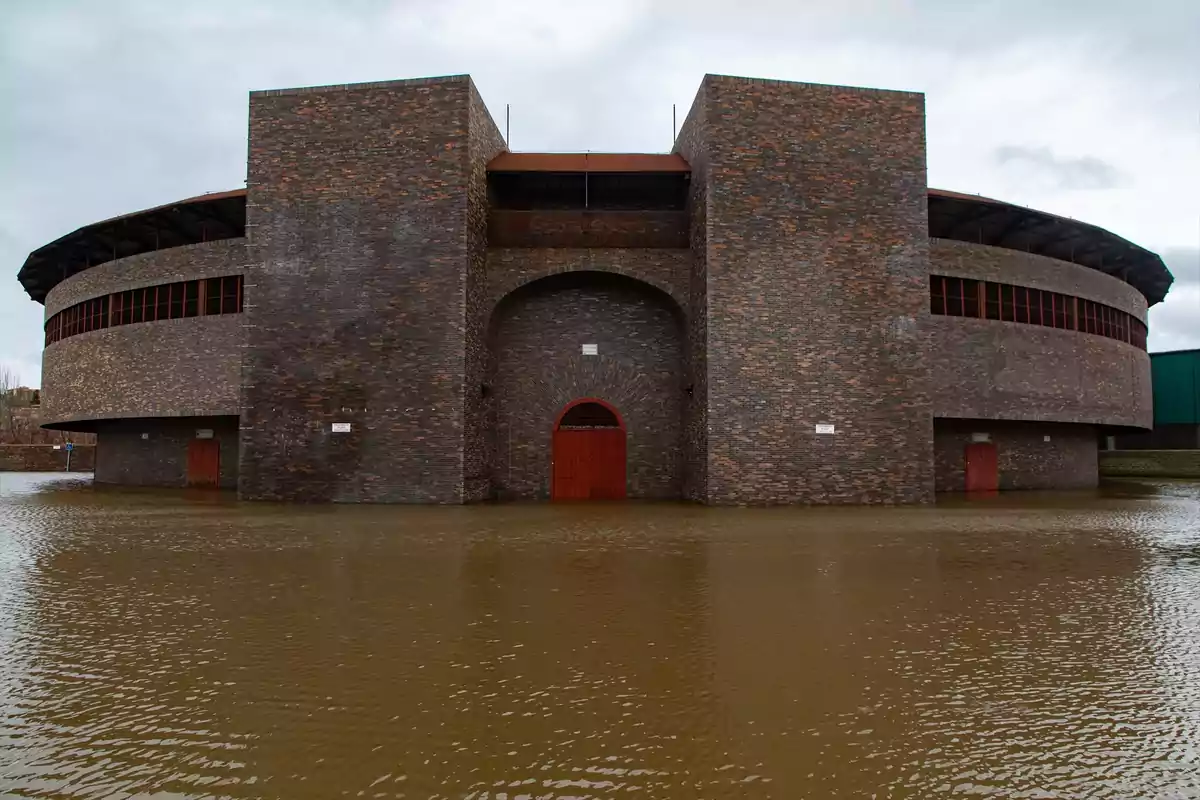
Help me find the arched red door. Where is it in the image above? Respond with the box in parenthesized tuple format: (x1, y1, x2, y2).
(552, 399, 627, 500)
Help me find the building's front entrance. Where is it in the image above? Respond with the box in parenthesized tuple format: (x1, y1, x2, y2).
(551, 399, 627, 500)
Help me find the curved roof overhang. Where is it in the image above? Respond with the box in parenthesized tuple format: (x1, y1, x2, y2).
(16, 183, 1172, 307)
(928, 189, 1172, 305)
(18, 189, 247, 304)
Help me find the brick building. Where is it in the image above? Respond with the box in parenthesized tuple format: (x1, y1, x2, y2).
(17, 74, 1173, 502)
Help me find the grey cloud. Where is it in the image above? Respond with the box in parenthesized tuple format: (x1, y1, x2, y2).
(1149, 247, 1200, 353)
(0, 0, 1196, 387)
(994, 145, 1124, 191)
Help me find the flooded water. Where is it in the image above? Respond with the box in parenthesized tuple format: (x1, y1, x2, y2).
(1, 474, 1199, 798)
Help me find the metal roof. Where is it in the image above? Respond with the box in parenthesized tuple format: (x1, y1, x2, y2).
(17, 190, 247, 303)
(928, 188, 1172, 305)
(17, 183, 1172, 307)
(487, 152, 691, 173)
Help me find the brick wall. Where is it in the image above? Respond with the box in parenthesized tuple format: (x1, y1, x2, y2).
(926, 316, 1152, 428)
(934, 419, 1099, 491)
(464, 85, 518, 502)
(487, 272, 684, 499)
(2, 407, 95, 445)
(40, 315, 243, 428)
(242, 75, 504, 503)
(45, 239, 247, 318)
(1100, 449, 1200, 479)
(0, 445, 95, 472)
(94, 417, 238, 489)
(689, 74, 933, 504)
(486, 248, 689, 312)
(487, 210, 688, 248)
(930, 239, 1147, 321)
(673, 87, 709, 502)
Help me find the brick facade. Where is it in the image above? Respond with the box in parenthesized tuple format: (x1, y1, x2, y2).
(487, 271, 684, 499)
(679, 75, 933, 504)
(241, 75, 504, 503)
(934, 419, 1099, 491)
(93, 417, 238, 489)
(0, 444, 94, 473)
(23, 72, 1163, 502)
(40, 315, 242, 427)
(44, 239, 247, 318)
(931, 239, 1146, 321)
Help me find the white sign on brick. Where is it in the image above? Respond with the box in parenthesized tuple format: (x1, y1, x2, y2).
(582, 344, 598, 356)
(332, 422, 352, 434)
(815, 424, 836, 435)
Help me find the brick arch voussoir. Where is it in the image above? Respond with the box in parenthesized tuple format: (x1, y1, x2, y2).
(487, 266, 687, 324)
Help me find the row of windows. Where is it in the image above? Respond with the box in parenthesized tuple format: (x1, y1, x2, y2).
(930, 275, 1147, 350)
(45, 275, 243, 346)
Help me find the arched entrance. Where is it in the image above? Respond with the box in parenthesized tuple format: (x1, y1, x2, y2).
(552, 399, 627, 500)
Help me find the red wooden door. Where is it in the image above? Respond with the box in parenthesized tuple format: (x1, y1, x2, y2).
(187, 439, 220, 488)
(964, 442, 998, 492)
(552, 427, 627, 500)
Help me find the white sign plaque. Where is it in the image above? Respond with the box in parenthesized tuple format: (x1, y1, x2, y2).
(332, 422, 352, 434)
(971, 432, 991, 443)
(582, 344, 598, 356)
(196, 429, 214, 439)
(815, 424, 836, 435)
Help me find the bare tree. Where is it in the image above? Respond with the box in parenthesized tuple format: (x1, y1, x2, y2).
(0, 366, 16, 444)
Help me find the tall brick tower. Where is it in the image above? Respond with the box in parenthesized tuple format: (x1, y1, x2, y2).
(240, 76, 504, 502)
(675, 75, 934, 504)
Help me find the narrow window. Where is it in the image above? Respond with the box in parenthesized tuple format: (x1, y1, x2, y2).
(221, 276, 239, 315)
(1001, 284, 1014, 321)
(205, 277, 222, 316)
(962, 279, 980, 318)
(155, 285, 168, 321)
(984, 282, 1001, 320)
(169, 282, 183, 319)
(946, 278, 965, 317)
(184, 281, 199, 317)
(930, 276, 946, 315)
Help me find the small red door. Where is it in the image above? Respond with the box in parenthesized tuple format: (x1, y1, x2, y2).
(551, 400, 627, 500)
(964, 442, 998, 492)
(187, 439, 220, 488)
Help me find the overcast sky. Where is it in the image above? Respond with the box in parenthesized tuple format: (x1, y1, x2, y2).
(2, 0, 1197, 387)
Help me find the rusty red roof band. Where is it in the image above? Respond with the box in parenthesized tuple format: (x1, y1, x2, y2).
(487, 152, 691, 173)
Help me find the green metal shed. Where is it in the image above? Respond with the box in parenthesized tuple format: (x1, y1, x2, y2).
(1152, 349, 1200, 426)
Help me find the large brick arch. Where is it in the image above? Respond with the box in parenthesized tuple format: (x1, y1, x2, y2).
(485, 249, 690, 319)
(484, 271, 686, 500)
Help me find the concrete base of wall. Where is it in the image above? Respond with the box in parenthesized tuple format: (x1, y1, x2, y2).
(934, 419, 1099, 492)
(94, 416, 238, 489)
(0, 444, 95, 472)
(1100, 450, 1200, 480)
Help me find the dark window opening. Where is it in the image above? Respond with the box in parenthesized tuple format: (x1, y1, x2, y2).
(45, 274, 243, 346)
(929, 274, 1146, 350)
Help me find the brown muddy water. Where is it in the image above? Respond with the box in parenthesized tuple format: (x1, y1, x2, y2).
(1, 474, 1198, 799)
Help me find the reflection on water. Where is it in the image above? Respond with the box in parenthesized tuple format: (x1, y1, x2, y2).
(1, 472, 1198, 798)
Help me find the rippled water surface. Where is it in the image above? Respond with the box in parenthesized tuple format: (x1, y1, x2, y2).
(2, 473, 1199, 798)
